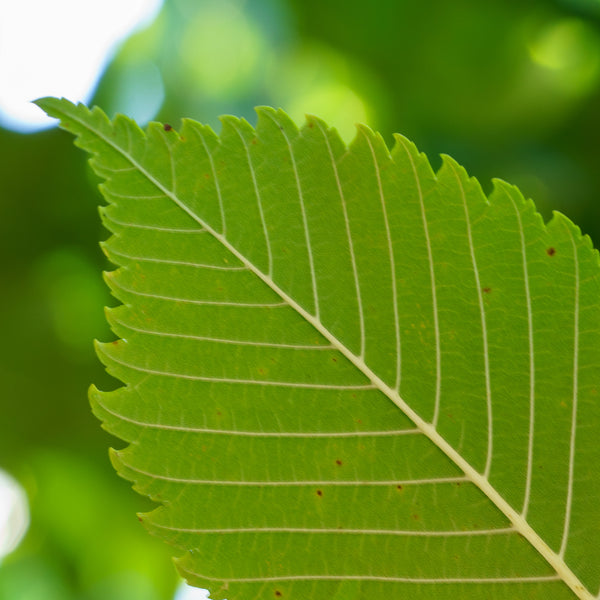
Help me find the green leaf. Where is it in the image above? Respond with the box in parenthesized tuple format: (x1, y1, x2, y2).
(37, 97, 600, 600)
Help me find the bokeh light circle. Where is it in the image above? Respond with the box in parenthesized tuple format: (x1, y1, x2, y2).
(0, 470, 29, 561)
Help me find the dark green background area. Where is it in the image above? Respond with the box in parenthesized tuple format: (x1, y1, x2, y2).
(1, 0, 599, 597)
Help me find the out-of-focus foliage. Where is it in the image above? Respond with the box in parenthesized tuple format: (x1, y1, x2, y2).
(1, 0, 600, 598)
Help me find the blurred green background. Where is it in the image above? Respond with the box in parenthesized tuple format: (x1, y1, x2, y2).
(1, 0, 600, 598)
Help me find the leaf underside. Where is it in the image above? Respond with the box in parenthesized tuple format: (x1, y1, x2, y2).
(38, 98, 600, 600)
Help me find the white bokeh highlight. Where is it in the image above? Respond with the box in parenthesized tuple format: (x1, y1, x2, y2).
(173, 582, 212, 600)
(0, 0, 163, 132)
(0, 469, 29, 561)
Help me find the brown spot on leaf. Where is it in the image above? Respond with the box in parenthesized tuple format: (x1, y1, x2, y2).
(547, 247, 556, 256)
(274, 591, 282, 597)
(335, 459, 342, 466)
(163, 123, 173, 131)
(482, 287, 491, 294)
(396, 485, 403, 491)
(316, 489, 323, 497)
(412, 514, 419, 520)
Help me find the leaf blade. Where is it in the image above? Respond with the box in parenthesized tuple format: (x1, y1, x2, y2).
(37, 97, 600, 600)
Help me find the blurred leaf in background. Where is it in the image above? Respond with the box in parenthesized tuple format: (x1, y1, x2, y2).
(1, 0, 600, 599)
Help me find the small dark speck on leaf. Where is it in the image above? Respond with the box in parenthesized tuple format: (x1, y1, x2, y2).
(412, 514, 419, 520)
(335, 459, 342, 466)
(482, 287, 491, 294)
(316, 489, 323, 497)
(163, 123, 172, 131)
(397, 485, 403, 490)
(275, 591, 282, 597)
(137, 516, 143, 522)
(547, 247, 556, 256)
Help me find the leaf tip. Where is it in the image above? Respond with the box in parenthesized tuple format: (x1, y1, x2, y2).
(33, 96, 82, 121)
(32, 96, 62, 115)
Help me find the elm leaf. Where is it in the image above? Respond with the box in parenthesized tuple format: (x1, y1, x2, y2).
(38, 97, 600, 600)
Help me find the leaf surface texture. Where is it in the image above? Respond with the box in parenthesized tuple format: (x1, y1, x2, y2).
(38, 98, 600, 600)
